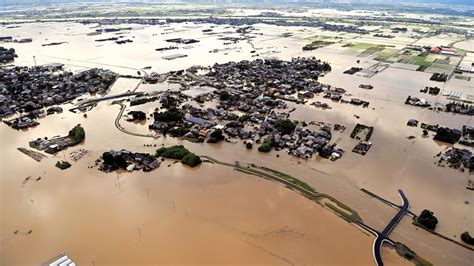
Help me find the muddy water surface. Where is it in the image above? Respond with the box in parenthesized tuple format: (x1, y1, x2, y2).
(1, 21, 473, 265)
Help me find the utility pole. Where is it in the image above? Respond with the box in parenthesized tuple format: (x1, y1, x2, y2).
(33, 56, 36, 67)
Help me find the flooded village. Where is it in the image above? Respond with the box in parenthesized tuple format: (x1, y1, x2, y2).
(1, 2, 474, 266)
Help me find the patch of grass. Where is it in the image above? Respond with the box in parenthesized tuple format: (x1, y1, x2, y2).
(431, 63, 454, 71)
(410, 56, 433, 67)
(325, 202, 352, 222)
(451, 48, 467, 57)
(303, 40, 335, 50)
(395, 243, 433, 266)
(424, 54, 439, 63)
(258, 166, 316, 193)
(374, 48, 398, 61)
(347, 42, 377, 50)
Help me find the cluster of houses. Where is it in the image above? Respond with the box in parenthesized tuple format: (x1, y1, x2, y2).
(4, 115, 39, 129)
(276, 124, 341, 159)
(438, 147, 473, 172)
(81, 18, 165, 27)
(143, 58, 355, 160)
(435, 28, 471, 36)
(420, 86, 440, 95)
(460, 126, 474, 147)
(150, 101, 341, 159)
(445, 102, 474, 116)
(203, 57, 332, 105)
(79, 16, 370, 35)
(29, 137, 71, 154)
(407, 119, 473, 148)
(350, 123, 374, 155)
(3, 106, 63, 129)
(405, 95, 473, 116)
(98, 149, 160, 173)
(29, 124, 85, 154)
(206, 57, 331, 90)
(166, 17, 368, 34)
(165, 38, 199, 45)
(323, 89, 370, 108)
(405, 95, 431, 107)
(0, 65, 117, 127)
(428, 46, 458, 56)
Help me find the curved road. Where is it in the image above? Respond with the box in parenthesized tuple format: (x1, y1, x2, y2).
(113, 102, 158, 139)
(373, 190, 409, 266)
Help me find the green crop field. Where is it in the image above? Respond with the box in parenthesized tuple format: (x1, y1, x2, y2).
(375, 48, 398, 61)
(430, 63, 454, 71)
(348, 42, 377, 50)
(410, 56, 433, 67)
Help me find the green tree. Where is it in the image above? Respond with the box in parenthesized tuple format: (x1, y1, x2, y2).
(417, 210, 438, 230)
(153, 108, 184, 122)
(207, 129, 224, 143)
(246, 142, 253, 149)
(258, 138, 274, 152)
(219, 90, 231, 101)
(68, 124, 85, 142)
(156, 145, 190, 160)
(460, 232, 474, 245)
(274, 119, 296, 135)
(182, 153, 202, 167)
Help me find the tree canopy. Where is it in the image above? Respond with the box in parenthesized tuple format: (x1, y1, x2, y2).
(182, 153, 202, 167)
(274, 119, 296, 135)
(461, 232, 474, 245)
(156, 145, 202, 168)
(207, 129, 225, 143)
(258, 138, 274, 152)
(68, 124, 85, 142)
(153, 108, 184, 122)
(417, 209, 438, 230)
(156, 145, 190, 160)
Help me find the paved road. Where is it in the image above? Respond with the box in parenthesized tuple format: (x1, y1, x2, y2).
(373, 190, 409, 266)
(113, 102, 158, 139)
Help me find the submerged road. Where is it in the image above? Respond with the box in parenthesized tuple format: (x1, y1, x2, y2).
(373, 190, 409, 266)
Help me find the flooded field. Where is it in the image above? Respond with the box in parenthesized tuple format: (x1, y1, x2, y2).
(1, 19, 473, 265)
(1, 99, 407, 265)
(454, 39, 474, 52)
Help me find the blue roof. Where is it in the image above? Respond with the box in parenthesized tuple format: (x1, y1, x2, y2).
(186, 116, 211, 125)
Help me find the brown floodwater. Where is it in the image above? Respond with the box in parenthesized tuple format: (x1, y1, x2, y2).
(1, 21, 473, 265)
(0, 107, 400, 265)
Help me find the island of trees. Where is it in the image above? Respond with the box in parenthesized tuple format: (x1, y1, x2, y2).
(415, 209, 439, 230)
(460, 232, 474, 245)
(0, 46, 17, 63)
(156, 145, 202, 167)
